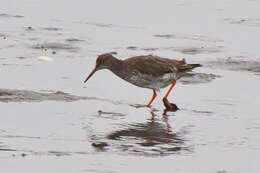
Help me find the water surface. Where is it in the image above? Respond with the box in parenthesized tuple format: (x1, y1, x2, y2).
(1, 0, 260, 172)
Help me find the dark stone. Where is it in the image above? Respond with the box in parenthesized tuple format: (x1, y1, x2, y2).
(163, 98, 179, 112)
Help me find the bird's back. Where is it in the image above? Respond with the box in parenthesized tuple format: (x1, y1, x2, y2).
(123, 55, 199, 77)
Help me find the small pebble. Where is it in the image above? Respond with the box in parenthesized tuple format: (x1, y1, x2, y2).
(91, 142, 108, 150)
(38, 56, 53, 62)
(17, 56, 26, 59)
(131, 104, 145, 108)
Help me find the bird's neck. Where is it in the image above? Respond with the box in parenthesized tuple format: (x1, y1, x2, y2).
(107, 57, 124, 75)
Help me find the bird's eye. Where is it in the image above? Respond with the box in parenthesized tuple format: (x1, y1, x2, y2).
(96, 58, 104, 67)
(101, 58, 105, 64)
(96, 58, 101, 65)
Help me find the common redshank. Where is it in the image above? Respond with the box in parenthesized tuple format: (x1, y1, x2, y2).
(84, 52, 201, 108)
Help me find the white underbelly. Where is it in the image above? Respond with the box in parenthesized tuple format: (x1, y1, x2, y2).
(126, 73, 176, 90)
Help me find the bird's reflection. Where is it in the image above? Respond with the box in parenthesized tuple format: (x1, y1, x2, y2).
(150, 110, 173, 137)
(106, 110, 188, 155)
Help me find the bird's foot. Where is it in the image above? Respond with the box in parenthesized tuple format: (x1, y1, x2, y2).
(163, 98, 179, 112)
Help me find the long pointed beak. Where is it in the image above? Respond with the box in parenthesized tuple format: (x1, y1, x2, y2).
(84, 67, 98, 83)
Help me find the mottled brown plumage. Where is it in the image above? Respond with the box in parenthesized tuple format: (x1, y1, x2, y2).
(84, 52, 201, 107)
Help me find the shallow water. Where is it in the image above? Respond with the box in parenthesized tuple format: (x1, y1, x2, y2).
(1, 0, 260, 172)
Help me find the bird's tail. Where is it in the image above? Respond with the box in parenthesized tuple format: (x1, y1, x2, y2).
(178, 63, 202, 72)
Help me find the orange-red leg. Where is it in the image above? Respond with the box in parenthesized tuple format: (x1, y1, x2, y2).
(163, 79, 176, 99)
(147, 89, 157, 107)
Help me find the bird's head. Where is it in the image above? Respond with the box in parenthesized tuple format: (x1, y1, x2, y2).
(84, 52, 117, 83)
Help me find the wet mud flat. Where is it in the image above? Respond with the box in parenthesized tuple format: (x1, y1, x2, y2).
(205, 58, 260, 74)
(1, 0, 260, 173)
(0, 89, 87, 102)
